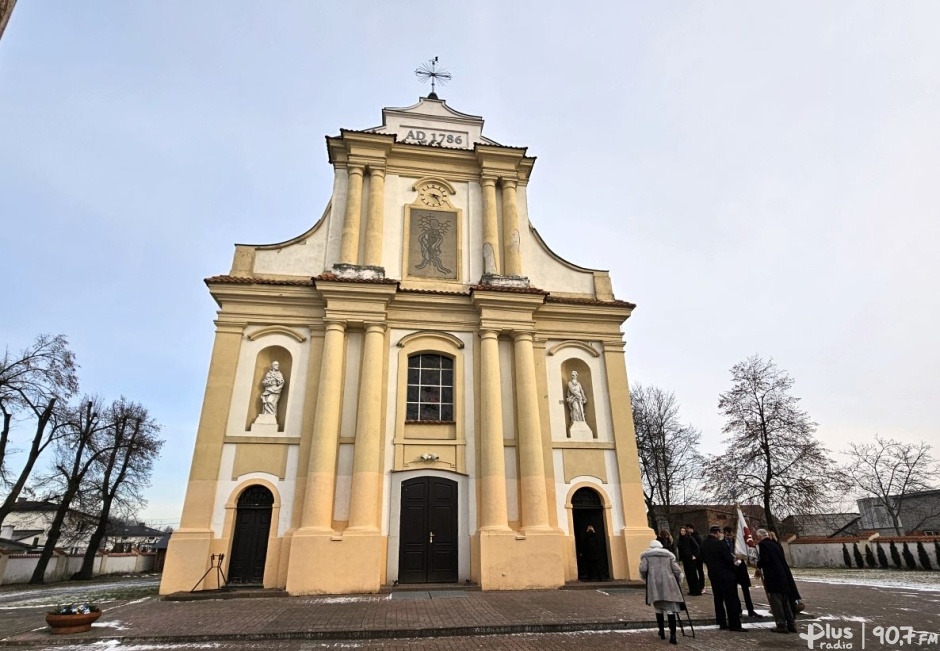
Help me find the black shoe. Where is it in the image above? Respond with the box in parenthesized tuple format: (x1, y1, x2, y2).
(688, 592, 702, 596)
(718, 625, 728, 630)
(748, 612, 765, 618)
(728, 627, 748, 632)
(788, 625, 798, 633)
(772, 628, 790, 634)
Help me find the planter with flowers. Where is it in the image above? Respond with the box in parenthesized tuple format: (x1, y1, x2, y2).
(45, 603, 101, 635)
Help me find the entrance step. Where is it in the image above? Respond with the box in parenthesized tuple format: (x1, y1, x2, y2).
(380, 582, 481, 594)
(562, 580, 645, 590)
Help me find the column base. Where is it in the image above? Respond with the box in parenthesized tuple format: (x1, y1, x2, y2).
(331, 263, 386, 281)
(159, 529, 215, 595)
(479, 273, 530, 288)
(285, 529, 386, 595)
(621, 525, 658, 580)
(476, 528, 565, 590)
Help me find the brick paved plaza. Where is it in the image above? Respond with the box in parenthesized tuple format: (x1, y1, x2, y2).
(1, 573, 938, 650)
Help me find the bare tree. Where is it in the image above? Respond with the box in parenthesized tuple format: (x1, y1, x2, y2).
(843, 435, 939, 535)
(29, 397, 109, 584)
(0, 334, 78, 526)
(709, 355, 841, 534)
(631, 383, 706, 531)
(75, 398, 163, 579)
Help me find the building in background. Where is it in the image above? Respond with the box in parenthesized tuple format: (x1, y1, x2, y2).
(0, 499, 96, 554)
(106, 521, 167, 552)
(666, 504, 766, 537)
(858, 489, 940, 536)
(161, 95, 654, 595)
(778, 513, 860, 539)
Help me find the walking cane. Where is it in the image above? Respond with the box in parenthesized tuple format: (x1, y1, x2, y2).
(675, 578, 695, 638)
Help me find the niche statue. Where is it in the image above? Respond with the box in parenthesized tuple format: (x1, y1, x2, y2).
(566, 370, 593, 439)
(260, 361, 285, 418)
(566, 371, 587, 422)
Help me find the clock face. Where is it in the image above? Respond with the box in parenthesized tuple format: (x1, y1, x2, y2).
(419, 183, 448, 207)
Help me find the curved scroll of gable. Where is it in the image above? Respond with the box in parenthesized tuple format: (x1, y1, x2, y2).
(247, 326, 308, 343)
(397, 331, 465, 350)
(547, 341, 600, 358)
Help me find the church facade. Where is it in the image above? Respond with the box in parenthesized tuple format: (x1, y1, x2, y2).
(160, 96, 654, 595)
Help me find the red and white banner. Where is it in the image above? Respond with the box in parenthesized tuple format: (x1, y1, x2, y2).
(735, 504, 755, 558)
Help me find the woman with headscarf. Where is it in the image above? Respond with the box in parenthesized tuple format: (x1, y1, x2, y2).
(640, 539, 685, 644)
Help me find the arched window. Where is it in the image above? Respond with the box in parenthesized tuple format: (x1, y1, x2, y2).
(406, 354, 454, 422)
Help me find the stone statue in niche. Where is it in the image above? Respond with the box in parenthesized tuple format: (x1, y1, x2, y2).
(566, 371, 587, 421)
(566, 370, 593, 439)
(251, 361, 285, 434)
(260, 361, 285, 416)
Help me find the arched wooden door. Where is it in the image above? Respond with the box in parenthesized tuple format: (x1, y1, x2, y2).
(572, 487, 609, 581)
(398, 477, 458, 583)
(228, 485, 273, 584)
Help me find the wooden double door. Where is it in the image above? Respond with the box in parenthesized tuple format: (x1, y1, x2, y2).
(398, 477, 458, 583)
(228, 485, 273, 584)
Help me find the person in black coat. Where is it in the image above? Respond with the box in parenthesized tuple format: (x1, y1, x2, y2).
(581, 525, 603, 581)
(769, 531, 804, 618)
(755, 528, 797, 633)
(676, 526, 701, 595)
(685, 523, 706, 593)
(724, 527, 761, 618)
(699, 525, 746, 632)
(657, 529, 676, 555)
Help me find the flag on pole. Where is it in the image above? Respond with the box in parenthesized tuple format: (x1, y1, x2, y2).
(735, 504, 755, 559)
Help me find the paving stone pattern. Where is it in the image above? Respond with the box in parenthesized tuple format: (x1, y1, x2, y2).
(1, 578, 939, 650)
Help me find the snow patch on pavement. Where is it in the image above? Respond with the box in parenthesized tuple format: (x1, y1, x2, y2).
(810, 614, 871, 622)
(303, 594, 392, 604)
(32, 643, 220, 651)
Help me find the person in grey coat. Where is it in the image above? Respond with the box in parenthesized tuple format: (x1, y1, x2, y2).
(640, 539, 685, 644)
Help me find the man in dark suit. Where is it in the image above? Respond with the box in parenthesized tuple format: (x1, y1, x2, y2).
(686, 523, 707, 593)
(700, 525, 746, 632)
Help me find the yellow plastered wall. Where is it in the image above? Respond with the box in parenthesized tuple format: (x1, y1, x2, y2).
(232, 444, 288, 480)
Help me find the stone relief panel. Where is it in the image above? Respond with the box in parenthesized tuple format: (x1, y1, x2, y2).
(407, 209, 458, 280)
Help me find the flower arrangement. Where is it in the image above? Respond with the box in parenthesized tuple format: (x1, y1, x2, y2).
(48, 602, 100, 616)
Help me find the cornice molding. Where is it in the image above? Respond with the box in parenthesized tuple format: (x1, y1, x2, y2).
(246, 325, 307, 343)
(546, 341, 601, 358)
(397, 330, 465, 350)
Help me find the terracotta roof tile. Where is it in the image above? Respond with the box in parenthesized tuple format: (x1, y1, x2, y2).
(203, 275, 636, 309)
(205, 275, 313, 286)
(545, 295, 636, 308)
(336, 128, 396, 137)
(399, 287, 469, 297)
(469, 284, 549, 296)
(313, 273, 399, 285)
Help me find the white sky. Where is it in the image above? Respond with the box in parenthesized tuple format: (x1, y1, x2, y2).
(2, 2, 938, 526)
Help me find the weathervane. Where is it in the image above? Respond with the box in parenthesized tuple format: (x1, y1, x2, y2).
(415, 56, 451, 99)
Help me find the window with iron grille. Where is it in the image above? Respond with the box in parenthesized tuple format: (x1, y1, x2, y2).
(406, 354, 454, 422)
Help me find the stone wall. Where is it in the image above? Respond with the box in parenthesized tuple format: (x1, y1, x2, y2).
(785, 534, 940, 569)
(0, 550, 155, 585)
